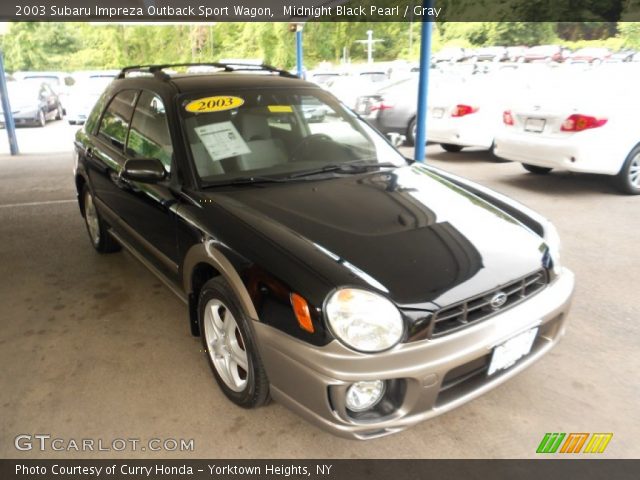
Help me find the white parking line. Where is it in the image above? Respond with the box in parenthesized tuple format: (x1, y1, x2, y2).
(0, 199, 76, 209)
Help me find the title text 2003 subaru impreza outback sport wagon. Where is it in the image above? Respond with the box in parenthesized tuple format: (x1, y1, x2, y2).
(73, 63, 575, 439)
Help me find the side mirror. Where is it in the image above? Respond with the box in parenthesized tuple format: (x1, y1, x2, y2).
(121, 158, 166, 183)
(386, 132, 405, 148)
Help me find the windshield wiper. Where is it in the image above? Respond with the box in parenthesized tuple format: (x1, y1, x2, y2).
(202, 162, 401, 187)
(288, 161, 399, 179)
(202, 176, 287, 188)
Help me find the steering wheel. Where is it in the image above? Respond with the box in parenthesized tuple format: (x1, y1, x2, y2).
(291, 133, 333, 162)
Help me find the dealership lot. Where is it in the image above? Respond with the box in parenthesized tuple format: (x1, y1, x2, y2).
(0, 121, 638, 458)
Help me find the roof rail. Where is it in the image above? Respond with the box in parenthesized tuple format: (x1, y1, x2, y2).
(116, 62, 298, 80)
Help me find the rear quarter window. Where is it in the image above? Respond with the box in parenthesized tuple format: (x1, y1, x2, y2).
(84, 90, 110, 135)
(97, 90, 138, 151)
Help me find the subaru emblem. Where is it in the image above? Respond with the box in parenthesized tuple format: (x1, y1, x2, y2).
(490, 292, 508, 310)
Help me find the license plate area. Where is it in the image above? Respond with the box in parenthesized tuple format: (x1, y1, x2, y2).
(432, 108, 444, 119)
(488, 327, 538, 376)
(525, 118, 545, 133)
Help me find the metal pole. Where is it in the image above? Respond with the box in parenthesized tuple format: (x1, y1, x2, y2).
(296, 27, 304, 78)
(367, 30, 373, 64)
(414, 0, 433, 162)
(0, 51, 18, 155)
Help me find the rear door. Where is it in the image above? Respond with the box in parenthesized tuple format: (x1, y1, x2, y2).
(87, 89, 138, 236)
(117, 90, 180, 276)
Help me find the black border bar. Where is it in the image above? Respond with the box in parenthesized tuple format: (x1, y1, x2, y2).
(4, 0, 640, 22)
(2, 459, 639, 480)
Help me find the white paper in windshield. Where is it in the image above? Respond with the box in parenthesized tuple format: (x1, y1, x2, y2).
(194, 121, 251, 162)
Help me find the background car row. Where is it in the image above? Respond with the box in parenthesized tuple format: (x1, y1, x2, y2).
(348, 61, 640, 195)
(1, 69, 118, 127)
(430, 45, 639, 65)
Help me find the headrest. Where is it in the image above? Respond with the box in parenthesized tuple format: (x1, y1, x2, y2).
(239, 113, 271, 141)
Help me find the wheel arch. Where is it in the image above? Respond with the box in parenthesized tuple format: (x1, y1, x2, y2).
(75, 174, 88, 217)
(183, 241, 259, 337)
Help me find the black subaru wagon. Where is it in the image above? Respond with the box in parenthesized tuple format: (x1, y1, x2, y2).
(74, 63, 574, 439)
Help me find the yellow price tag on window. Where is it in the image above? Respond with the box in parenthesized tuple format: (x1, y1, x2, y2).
(268, 105, 293, 113)
(185, 96, 244, 113)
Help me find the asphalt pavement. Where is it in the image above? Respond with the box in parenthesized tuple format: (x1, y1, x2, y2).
(0, 122, 638, 458)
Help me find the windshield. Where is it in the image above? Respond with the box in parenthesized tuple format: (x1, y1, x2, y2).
(7, 82, 41, 103)
(74, 76, 114, 95)
(180, 88, 407, 184)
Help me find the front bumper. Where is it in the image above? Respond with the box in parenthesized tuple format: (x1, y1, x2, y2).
(255, 268, 575, 439)
(0, 110, 39, 126)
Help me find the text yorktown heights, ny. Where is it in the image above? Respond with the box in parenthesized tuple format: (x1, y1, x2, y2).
(32, 4, 442, 20)
(15, 463, 333, 477)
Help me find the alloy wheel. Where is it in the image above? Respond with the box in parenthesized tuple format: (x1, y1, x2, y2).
(629, 154, 640, 189)
(203, 299, 249, 392)
(84, 191, 100, 245)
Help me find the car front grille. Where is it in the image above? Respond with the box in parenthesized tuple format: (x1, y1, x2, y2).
(430, 269, 548, 338)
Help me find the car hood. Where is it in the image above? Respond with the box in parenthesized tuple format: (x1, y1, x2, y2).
(198, 165, 548, 310)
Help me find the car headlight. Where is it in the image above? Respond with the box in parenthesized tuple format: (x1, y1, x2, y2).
(325, 288, 404, 352)
(543, 221, 562, 274)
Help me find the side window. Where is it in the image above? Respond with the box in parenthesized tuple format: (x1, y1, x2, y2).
(85, 91, 110, 135)
(126, 91, 173, 173)
(97, 90, 138, 152)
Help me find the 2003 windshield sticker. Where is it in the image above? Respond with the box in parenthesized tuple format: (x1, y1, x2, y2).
(185, 96, 244, 113)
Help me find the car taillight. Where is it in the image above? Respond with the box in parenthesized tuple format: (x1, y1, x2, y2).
(560, 114, 607, 132)
(370, 101, 394, 112)
(503, 110, 514, 125)
(451, 104, 478, 117)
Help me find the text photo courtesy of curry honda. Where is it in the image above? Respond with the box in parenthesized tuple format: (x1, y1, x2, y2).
(0, 0, 638, 472)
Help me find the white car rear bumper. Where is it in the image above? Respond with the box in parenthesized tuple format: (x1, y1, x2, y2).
(494, 129, 624, 175)
(427, 115, 495, 149)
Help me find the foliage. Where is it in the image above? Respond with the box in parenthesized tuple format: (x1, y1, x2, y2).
(0, 21, 637, 73)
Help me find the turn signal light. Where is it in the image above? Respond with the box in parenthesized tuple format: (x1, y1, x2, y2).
(451, 104, 478, 117)
(291, 293, 314, 333)
(560, 114, 607, 132)
(503, 110, 514, 125)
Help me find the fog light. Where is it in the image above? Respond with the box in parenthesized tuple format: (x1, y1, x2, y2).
(345, 380, 385, 412)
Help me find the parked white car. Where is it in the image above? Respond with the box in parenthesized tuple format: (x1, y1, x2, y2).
(494, 64, 640, 194)
(326, 73, 390, 110)
(66, 73, 117, 125)
(426, 65, 531, 153)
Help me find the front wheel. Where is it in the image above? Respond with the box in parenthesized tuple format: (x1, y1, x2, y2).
(55, 104, 63, 120)
(522, 163, 552, 175)
(37, 109, 46, 127)
(613, 146, 640, 195)
(441, 143, 464, 153)
(199, 278, 270, 409)
(405, 118, 417, 147)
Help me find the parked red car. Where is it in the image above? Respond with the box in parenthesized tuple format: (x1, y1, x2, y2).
(522, 45, 568, 63)
(567, 47, 611, 64)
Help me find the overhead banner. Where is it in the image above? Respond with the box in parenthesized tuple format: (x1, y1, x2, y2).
(5, 0, 640, 22)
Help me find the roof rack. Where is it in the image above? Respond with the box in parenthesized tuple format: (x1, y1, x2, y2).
(116, 62, 298, 80)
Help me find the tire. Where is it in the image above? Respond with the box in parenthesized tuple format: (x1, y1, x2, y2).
(613, 146, 640, 195)
(488, 142, 508, 162)
(441, 143, 464, 153)
(68, 120, 76, 125)
(37, 109, 46, 127)
(522, 163, 553, 175)
(81, 185, 121, 253)
(55, 104, 63, 120)
(405, 117, 417, 146)
(199, 278, 270, 409)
